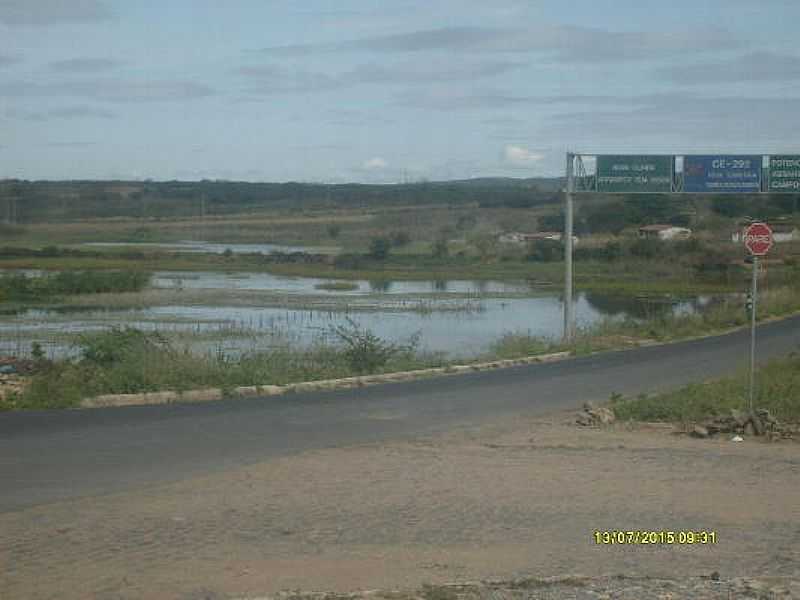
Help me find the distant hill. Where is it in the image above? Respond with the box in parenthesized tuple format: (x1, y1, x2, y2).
(0, 177, 564, 223)
(428, 177, 563, 190)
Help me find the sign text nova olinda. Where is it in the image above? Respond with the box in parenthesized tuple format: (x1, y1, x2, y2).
(579, 154, 800, 194)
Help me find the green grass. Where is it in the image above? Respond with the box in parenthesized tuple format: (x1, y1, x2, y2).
(0, 270, 151, 303)
(314, 281, 359, 291)
(610, 353, 800, 423)
(5, 282, 800, 412)
(488, 285, 800, 361)
(0, 327, 448, 411)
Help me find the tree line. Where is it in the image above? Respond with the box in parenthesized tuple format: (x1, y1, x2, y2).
(0, 178, 562, 223)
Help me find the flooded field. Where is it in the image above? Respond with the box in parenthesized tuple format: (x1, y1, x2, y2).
(0, 270, 718, 360)
(151, 271, 537, 295)
(81, 241, 330, 254)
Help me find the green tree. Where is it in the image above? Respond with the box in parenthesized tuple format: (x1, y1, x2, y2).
(711, 196, 751, 218)
(432, 238, 449, 258)
(390, 230, 411, 247)
(526, 239, 562, 262)
(368, 237, 391, 260)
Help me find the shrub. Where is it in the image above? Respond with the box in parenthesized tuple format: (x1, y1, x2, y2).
(31, 342, 45, 362)
(334, 253, 363, 270)
(691, 248, 733, 277)
(0, 270, 151, 302)
(78, 327, 171, 368)
(526, 239, 563, 262)
(326, 224, 341, 239)
(331, 318, 419, 374)
(368, 237, 391, 260)
(628, 238, 664, 259)
(432, 238, 449, 258)
(390, 230, 411, 247)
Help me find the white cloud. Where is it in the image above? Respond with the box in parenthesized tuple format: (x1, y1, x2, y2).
(258, 25, 744, 63)
(504, 145, 544, 167)
(363, 157, 388, 170)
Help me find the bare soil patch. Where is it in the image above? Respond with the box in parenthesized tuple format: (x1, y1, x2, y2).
(1, 412, 798, 599)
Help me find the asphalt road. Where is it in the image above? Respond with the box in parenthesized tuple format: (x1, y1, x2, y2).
(1, 316, 798, 513)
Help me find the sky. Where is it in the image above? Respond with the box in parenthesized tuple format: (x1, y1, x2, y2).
(2, 0, 800, 182)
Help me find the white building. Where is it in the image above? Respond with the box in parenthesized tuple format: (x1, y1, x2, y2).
(638, 225, 692, 241)
(499, 232, 579, 245)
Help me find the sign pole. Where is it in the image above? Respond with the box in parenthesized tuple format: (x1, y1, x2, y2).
(748, 256, 758, 413)
(564, 152, 575, 342)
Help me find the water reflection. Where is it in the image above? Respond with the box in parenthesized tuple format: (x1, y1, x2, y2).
(369, 280, 393, 293)
(0, 290, 730, 360)
(0, 267, 731, 359)
(83, 241, 314, 255)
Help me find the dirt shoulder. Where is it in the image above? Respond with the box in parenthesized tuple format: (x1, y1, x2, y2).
(1, 413, 799, 600)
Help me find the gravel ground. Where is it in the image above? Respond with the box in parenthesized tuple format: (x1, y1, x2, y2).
(2, 413, 799, 599)
(239, 575, 800, 599)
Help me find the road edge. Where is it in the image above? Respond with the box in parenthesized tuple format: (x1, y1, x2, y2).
(79, 351, 572, 408)
(77, 310, 800, 410)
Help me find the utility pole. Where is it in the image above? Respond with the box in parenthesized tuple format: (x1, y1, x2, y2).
(563, 152, 575, 342)
(200, 193, 206, 241)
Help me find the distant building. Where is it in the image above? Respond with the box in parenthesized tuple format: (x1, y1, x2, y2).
(638, 225, 692, 241)
(731, 224, 798, 243)
(499, 231, 579, 245)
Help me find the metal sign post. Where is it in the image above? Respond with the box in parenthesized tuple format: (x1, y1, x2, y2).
(748, 256, 758, 413)
(564, 152, 575, 342)
(743, 222, 774, 413)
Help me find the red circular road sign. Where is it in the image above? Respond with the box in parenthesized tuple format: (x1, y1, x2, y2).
(743, 222, 773, 256)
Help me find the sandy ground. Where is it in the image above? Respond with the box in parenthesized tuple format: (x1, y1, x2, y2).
(1, 412, 799, 600)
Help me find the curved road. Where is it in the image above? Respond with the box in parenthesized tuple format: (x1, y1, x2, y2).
(1, 316, 798, 512)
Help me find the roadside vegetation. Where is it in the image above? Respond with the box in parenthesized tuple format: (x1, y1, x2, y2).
(490, 285, 800, 359)
(0, 322, 441, 411)
(3, 283, 800, 411)
(609, 354, 800, 423)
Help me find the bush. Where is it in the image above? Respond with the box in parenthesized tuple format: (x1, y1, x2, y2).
(390, 230, 411, 247)
(628, 238, 664, 259)
(0, 270, 151, 302)
(574, 241, 624, 262)
(8, 362, 87, 410)
(333, 253, 363, 270)
(432, 238, 449, 258)
(79, 327, 171, 368)
(368, 237, 391, 260)
(691, 248, 733, 277)
(331, 318, 419, 374)
(526, 239, 563, 262)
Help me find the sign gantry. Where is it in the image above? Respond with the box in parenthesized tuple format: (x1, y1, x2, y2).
(574, 154, 800, 195)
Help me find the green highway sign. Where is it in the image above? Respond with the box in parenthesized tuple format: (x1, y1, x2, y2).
(768, 155, 800, 193)
(595, 155, 673, 193)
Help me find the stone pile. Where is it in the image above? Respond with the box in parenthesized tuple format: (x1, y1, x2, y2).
(575, 401, 616, 426)
(0, 356, 43, 375)
(692, 408, 794, 440)
(0, 356, 42, 403)
(0, 374, 28, 400)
